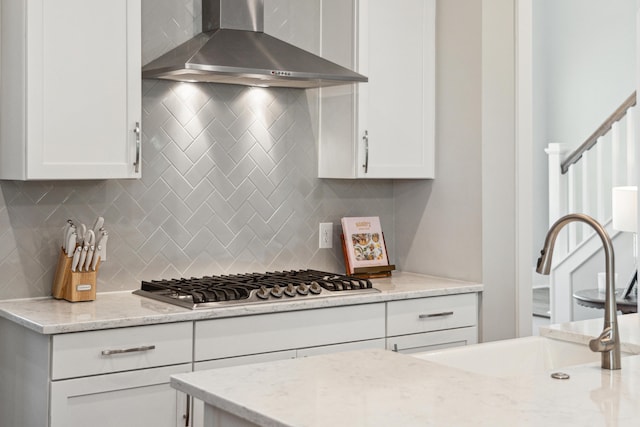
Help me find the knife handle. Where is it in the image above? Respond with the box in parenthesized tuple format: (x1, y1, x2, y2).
(66, 233, 77, 257)
(71, 247, 82, 272)
(98, 234, 109, 261)
(78, 246, 88, 270)
(92, 216, 104, 235)
(91, 253, 100, 271)
(84, 246, 95, 272)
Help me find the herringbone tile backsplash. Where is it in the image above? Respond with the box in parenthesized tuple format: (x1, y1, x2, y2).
(0, 0, 394, 299)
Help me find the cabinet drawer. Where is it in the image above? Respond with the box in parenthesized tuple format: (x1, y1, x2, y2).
(195, 303, 385, 361)
(52, 322, 192, 380)
(387, 293, 477, 336)
(386, 327, 478, 354)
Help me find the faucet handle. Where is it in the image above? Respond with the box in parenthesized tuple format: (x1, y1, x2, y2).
(589, 326, 616, 352)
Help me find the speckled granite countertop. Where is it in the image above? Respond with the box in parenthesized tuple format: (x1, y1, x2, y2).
(540, 313, 640, 354)
(0, 272, 482, 334)
(172, 348, 640, 427)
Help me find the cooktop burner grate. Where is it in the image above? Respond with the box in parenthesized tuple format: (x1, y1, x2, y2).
(134, 269, 379, 309)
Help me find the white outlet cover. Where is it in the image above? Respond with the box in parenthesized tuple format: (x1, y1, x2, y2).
(319, 223, 333, 249)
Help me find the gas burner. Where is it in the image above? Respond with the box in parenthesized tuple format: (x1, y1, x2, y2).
(134, 269, 380, 309)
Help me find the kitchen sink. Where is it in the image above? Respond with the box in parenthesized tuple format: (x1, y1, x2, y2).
(412, 336, 632, 377)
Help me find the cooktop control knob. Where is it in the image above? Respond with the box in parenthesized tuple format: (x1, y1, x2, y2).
(297, 283, 309, 295)
(309, 282, 322, 295)
(270, 285, 284, 298)
(256, 286, 271, 300)
(284, 284, 296, 297)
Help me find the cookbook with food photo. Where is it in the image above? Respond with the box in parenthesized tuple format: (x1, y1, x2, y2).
(341, 216, 389, 274)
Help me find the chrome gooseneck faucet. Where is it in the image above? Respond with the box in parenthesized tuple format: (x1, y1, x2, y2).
(536, 213, 621, 370)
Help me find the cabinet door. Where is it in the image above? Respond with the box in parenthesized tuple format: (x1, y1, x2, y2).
(357, 0, 435, 178)
(386, 327, 478, 354)
(318, 0, 359, 178)
(318, 0, 435, 179)
(25, 0, 141, 179)
(50, 364, 191, 427)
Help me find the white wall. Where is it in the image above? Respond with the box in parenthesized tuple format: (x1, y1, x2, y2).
(532, 0, 638, 258)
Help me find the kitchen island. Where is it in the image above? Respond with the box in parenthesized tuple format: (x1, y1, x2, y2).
(171, 347, 640, 427)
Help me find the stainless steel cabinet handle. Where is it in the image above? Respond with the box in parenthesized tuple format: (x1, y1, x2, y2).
(101, 344, 155, 356)
(362, 130, 369, 173)
(133, 121, 141, 173)
(418, 311, 454, 319)
(183, 395, 191, 427)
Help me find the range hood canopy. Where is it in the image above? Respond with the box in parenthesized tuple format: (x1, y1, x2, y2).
(142, 0, 367, 88)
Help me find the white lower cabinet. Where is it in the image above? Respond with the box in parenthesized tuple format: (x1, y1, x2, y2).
(0, 319, 193, 427)
(0, 291, 480, 427)
(49, 323, 194, 427)
(194, 304, 386, 361)
(50, 364, 191, 427)
(191, 304, 387, 427)
(386, 293, 479, 354)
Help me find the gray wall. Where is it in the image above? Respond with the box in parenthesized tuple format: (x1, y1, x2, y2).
(394, 0, 483, 284)
(0, 0, 394, 299)
(395, 0, 526, 343)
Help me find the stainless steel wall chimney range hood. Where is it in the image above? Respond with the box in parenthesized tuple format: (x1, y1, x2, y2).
(142, 0, 367, 89)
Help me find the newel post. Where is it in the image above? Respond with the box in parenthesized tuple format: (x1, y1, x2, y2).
(545, 143, 569, 258)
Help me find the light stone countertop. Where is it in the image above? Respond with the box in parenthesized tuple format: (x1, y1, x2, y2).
(540, 313, 640, 354)
(171, 348, 640, 427)
(0, 272, 482, 334)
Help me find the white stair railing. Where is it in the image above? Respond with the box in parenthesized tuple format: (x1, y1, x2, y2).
(545, 92, 637, 323)
(547, 92, 637, 258)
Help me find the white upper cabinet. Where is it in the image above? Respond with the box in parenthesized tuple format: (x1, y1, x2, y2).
(0, 0, 142, 180)
(318, 0, 435, 179)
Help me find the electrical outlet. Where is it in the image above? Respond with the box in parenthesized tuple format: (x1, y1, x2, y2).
(319, 223, 333, 249)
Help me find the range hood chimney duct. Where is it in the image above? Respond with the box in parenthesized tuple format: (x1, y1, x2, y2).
(142, 0, 367, 89)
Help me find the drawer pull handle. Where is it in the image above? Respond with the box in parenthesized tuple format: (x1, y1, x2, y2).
(101, 345, 156, 356)
(419, 311, 454, 319)
(133, 121, 141, 173)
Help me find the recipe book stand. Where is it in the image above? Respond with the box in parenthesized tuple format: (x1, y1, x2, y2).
(340, 234, 395, 279)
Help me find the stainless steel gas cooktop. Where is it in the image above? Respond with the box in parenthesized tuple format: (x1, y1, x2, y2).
(133, 269, 380, 309)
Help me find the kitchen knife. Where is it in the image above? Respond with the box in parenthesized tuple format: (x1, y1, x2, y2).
(78, 223, 86, 245)
(86, 229, 95, 246)
(66, 233, 77, 257)
(71, 246, 82, 272)
(62, 222, 70, 250)
(63, 222, 75, 252)
(91, 253, 100, 271)
(78, 245, 88, 271)
(98, 232, 108, 261)
(84, 246, 94, 272)
(92, 216, 104, 235)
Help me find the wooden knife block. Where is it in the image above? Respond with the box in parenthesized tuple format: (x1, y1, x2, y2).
(52, 248, 99, 302)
